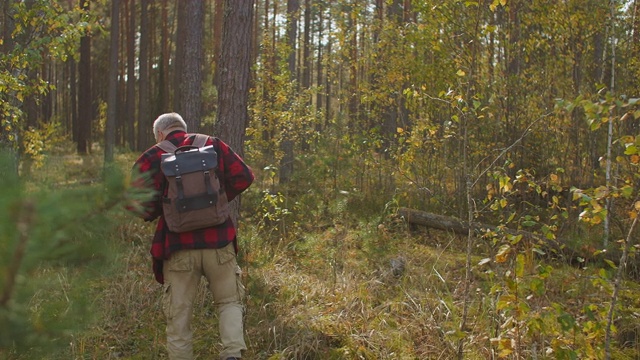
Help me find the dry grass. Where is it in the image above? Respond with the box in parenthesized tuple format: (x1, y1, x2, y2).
(63, 214, 502, 359)
(68, 213, 638, 360)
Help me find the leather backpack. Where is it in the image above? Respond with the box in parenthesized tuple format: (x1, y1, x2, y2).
(156, 134, 229, 232)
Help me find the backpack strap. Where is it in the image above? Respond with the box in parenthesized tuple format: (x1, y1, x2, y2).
(156, 133, 208, 153)
(192, 133, 209, 148)
(156, 140, 177, 153)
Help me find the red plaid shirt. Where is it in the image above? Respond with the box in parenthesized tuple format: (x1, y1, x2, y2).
(131, 131, 254, 283)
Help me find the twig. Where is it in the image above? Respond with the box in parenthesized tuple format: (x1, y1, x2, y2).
(604, 214, 638, 359)
(471, 112, 552, 189)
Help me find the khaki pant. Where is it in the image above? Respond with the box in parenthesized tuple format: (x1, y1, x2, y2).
(162, 243, 246, 360)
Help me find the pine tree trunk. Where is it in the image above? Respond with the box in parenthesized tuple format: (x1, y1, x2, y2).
(105, 0, 120, 164)
(175, 0, 204, 132)
(216, 0, 254, 153)
(158, 0, 170, 118)
(216, 0, 254, 224)
(213, 0, 224, 88)
(137, 0, 151, 151)
(125, 0, 136, 150)
(77, 0, 92, 154)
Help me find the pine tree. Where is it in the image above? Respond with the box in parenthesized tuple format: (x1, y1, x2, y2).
(0, 152, 151, 357)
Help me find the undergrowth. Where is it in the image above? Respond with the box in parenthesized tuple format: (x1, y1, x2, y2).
(3, 147, 640, 360)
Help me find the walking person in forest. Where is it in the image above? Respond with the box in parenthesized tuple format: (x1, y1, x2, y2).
(130, 112, 254, 360)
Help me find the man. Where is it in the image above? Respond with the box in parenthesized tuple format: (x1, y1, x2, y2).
(131, 112, 254, 360)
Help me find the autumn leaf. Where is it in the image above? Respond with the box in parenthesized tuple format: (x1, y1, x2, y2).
(495, 244, 511, 263)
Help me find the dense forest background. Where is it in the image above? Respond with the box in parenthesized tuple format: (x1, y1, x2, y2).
(2, 0, 640, 359)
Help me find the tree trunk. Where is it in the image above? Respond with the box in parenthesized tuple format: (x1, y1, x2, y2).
(216, 0, 254, 224)
(315, 1, 324, 128)
(347, 1, 359, 125)
(105, 0, 120, 164)
(175, 0, 205, 132)
(69, 59, 78, 142)
(215, 0, 254, 153)
(324, 8, 332, 126)
(125, 0, 136, 150)
(213, 0, 224, 88)
(157, 0, 170, 118)
(116, 5, 126, 146)
(302, 0, 311, 92)
(77, 0, 92, 154)
(137, 0, 151, 151)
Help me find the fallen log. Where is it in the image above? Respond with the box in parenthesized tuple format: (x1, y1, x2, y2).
(397, 207, 470, 235)
(397, 207, 619, 266)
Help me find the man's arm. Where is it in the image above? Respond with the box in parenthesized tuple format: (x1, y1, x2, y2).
(129, 150, 164, 221)
(216, 139, 254, 202)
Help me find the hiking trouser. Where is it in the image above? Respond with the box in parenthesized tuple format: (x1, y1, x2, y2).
(162, 243, 246, 360)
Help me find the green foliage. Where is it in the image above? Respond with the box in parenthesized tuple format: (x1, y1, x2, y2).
(0, 151, 149, 357)
(469, 92, 640, 359)
(0, 0, 96, 152)
(21, 122, 70, 172)
(249, 33, 323, 173)
(557, 94, 640, 230)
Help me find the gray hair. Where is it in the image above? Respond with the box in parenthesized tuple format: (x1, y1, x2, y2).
(153, 112, 187, 135)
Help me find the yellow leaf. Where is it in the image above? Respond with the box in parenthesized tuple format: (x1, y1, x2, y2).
(456, 69, 466, 77)
(397, 127, 404, 133)
(500, 0, 507, 5)
(495, 244, 511, 263)
(635, 201, 640, 211)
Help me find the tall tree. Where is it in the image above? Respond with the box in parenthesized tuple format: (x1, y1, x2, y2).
(315, 1, 325, 125)
(105, 0, 120, 164)
(70, 58, 78, 143)
(302, 0, 311, 92)
(125, 0, 136, 150)
(215, 0, 254, 154)
(213, 0, 224, 88)
(77, 0, 92, 154)
(157, 0, 171, 117)
(174, 0, 205, 131)
(137, 0, 151, 150)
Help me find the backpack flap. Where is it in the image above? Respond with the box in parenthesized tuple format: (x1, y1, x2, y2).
(160, 145, 218, 176)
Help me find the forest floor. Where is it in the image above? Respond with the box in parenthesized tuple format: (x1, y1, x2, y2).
(9, 150, 640, 359)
